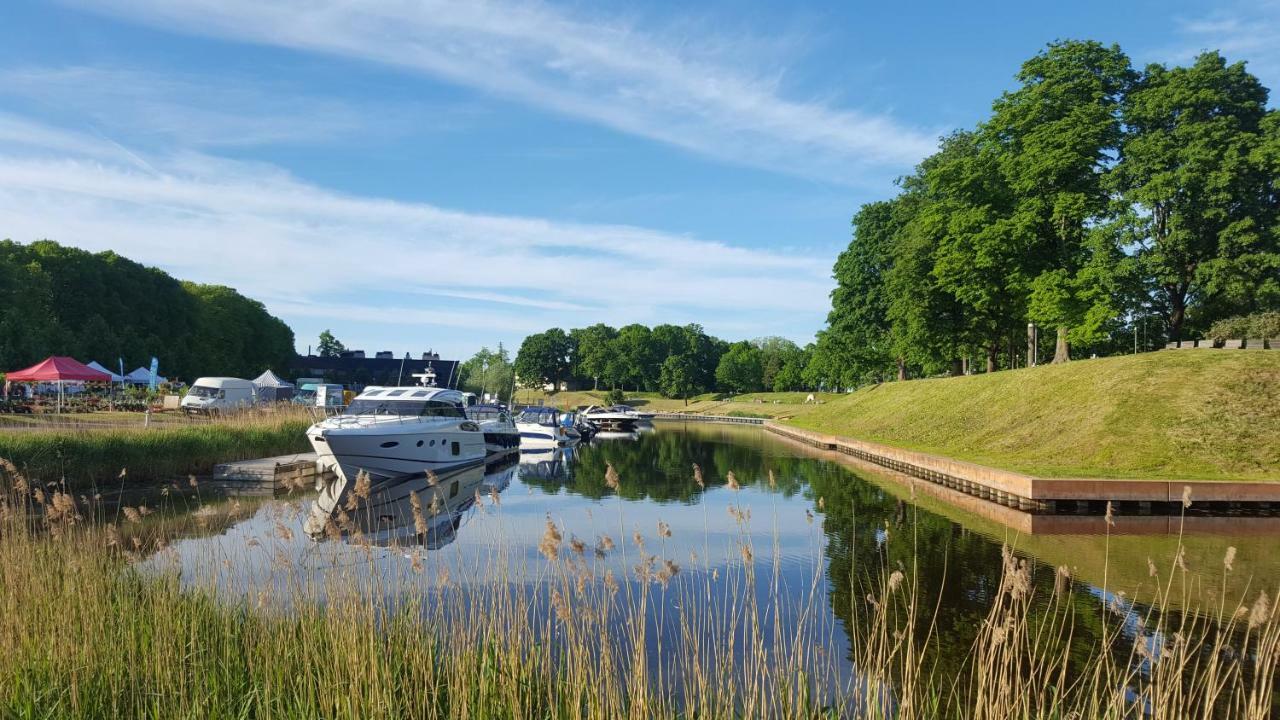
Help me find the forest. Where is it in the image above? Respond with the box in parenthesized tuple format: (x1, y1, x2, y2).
(0, 240, 296, 380)
(806, 42, 1280, 387)
(512, 324, 811, 397)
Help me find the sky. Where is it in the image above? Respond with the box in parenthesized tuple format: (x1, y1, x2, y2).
(1, 0, 1277, 361)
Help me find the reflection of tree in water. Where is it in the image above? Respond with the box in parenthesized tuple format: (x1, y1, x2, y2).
(804, 462, 1214, 707)
(519, 428, 808, 502)
(520, 426, 1261, 708)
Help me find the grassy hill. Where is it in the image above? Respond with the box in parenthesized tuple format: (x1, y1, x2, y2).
(788, 350, 1280, 481)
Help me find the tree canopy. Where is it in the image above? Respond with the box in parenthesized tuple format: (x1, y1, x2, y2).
(808, 41, 1280, 388)
(0, 239, 295, 380)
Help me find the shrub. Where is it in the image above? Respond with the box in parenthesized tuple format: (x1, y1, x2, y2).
(604, 388, 626, 406)
(1210, 311, 1280, 342)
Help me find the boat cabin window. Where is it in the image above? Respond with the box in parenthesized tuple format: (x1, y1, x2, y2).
(344, 399, 465, 417)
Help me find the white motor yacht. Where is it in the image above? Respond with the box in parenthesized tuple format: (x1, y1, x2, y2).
(307, 386, 485, 487)
(464, 404, 520, 455)
(515, 407, 579, 446)
(580, 404, 641, 431)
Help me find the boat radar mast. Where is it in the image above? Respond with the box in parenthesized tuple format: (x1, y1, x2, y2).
(411, 363, 438, 387)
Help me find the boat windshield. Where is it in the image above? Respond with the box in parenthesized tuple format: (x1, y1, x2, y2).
(466, 407, 509, 423)
(516, 409, 557, 426)
(344, 399, 464, 417)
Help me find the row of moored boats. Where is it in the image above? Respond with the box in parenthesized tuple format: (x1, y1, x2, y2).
(301, 380, 647, 537)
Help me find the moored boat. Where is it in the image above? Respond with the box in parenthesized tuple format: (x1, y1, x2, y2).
(307, 386, 485, 487)
(465, 404, 521, 455)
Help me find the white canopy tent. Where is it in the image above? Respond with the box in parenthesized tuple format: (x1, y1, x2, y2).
(124, 366, 167, 385)
(86, 361, 126, 383)
(251, 369, 295, 402)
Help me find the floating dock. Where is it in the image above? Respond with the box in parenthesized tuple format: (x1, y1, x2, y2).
(211, 452, 334, 496)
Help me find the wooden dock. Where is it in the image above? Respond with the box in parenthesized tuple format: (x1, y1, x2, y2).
(211, 453, 334, 496)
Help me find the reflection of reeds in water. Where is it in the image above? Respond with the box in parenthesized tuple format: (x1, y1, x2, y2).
(0, 458, 1278, 719)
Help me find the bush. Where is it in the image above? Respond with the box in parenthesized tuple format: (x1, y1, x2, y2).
(604, 388, 625, 406)
(1210, 312, 1280, 342)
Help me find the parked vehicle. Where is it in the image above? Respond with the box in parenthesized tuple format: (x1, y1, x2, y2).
(180, 377, 257, 414)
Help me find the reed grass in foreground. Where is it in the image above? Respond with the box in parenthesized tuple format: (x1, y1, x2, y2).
(0, 461, 1277, 719)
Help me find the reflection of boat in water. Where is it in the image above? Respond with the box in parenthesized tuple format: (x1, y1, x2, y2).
(307, 386, 485, 486)
(515, 407, 579, 446)
(464, 404, 521, 455)
(304, 454, 517, 548)
(592, 430, 641, 442)
(517, 445, 576, 482)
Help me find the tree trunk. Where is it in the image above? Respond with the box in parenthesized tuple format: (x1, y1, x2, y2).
(950, 358, 963, 377)
(986, 345, 997, 374)
(1052, 326, 1070, 364)
(962, 357, 969, 375)
(1168, 290, 1187, 343)
(896, 357, 906, 382)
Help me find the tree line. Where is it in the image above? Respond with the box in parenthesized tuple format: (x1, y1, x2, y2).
(512, 324, 815, 399)
(0, 240, 296, 380)
(807, 41, 1280, 388)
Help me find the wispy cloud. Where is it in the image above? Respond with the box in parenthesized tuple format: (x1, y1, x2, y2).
(66, 0, 937, 182)
(1167, 2, 1280, 89)
(0, 114, 834, 352)
(0, 65, 376, 148)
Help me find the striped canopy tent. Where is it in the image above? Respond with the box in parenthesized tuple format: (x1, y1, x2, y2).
(4, 356, 112, 412)
(251, 369, 295, 402)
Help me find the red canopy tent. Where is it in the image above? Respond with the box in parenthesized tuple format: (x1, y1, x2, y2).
(6, 356, 113, 383)
(4, 356, 113, 412)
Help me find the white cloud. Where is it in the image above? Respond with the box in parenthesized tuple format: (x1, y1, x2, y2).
(0, 115, 834, 352)
(1169, 2, 1280, 89)
(0, 65, 372, 148)
(66, 0, 937, 182)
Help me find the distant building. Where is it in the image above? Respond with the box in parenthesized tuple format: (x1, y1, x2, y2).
(291, 351, 459, 390)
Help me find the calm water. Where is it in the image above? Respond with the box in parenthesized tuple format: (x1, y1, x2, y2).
(144, 422, 1280, 696)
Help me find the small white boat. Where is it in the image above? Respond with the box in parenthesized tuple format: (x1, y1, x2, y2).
(580, 404, 641, 431)
(307, 386, 485, 487)
(465, 404, 520, 455)
(515, 407, 579, 446)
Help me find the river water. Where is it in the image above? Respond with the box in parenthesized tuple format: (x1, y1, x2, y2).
(144, 422, 1280, 705)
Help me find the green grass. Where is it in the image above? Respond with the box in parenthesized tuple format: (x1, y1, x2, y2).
(0, 410, 312, 487)
(787, 351, 1280, 481)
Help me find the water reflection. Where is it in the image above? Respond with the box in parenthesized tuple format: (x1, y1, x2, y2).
(141, 423, 1280, 710)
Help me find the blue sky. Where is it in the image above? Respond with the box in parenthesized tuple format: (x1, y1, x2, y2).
(1, 0, 1276, 360)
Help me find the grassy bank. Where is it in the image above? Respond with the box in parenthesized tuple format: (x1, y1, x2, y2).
(0, 469, 1276, 719)
(0, 409, 312, 487)
(784, 351, 1280, 481)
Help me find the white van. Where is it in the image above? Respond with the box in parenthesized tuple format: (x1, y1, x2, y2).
(181, 377, 257, 414)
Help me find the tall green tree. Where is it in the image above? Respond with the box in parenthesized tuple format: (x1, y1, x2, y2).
(1112, 52, 1277, 340)
(657, 354, 698, 404)
(316, 329, 345, 358)
(986, 40, 1135, 361)
(513, 328, 574, 390)
(715, 341, 763, 394)
(459, 344, 515, 400)
(569, 323, 617, 389)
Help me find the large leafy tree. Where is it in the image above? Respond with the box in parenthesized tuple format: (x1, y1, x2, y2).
(513, 328, 574, 390)
(657, 354, 698, 404)
(986, 40, 1135, 361)
(715, 341, 763, 394)
(1111, 52, 1276, 340)
(569, 323, 617, 389)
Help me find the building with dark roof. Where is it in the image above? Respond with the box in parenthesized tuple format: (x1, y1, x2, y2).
(290, 351, 459, 390)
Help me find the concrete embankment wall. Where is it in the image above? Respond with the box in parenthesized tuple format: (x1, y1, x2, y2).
(760, 422, 1280, 511)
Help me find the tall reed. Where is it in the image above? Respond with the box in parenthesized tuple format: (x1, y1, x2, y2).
(0, 458, 1276, 719)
